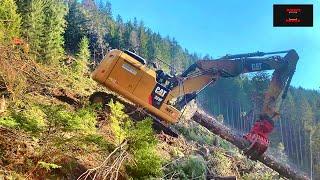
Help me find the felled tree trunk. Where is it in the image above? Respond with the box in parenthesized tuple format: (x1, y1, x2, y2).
(192, 110, 309, 180)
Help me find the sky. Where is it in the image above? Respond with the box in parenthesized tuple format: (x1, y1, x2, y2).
(108, 0, 320, 90)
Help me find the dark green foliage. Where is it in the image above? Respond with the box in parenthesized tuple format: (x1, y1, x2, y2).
(126, 118, 158, 149)
(63, 0, 198, 69)
(64, 0, 87, 53)
(41, 104, 96, 133)
(127, 146, 163, 178)
(11, 105, 46, 133)
(180, 155, 206, 179)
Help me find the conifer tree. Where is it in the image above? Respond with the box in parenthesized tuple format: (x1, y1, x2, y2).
(113, 15, 124, 49)
(138, 22, 148, 56)
(16, 0, 45, 59)
(64, 0, 87, 53)
(73, 36, 90, 75)
(42, 0, 67, 64)
(0, 0, 21, 43)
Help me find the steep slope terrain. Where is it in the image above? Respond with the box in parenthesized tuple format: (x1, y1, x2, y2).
(0, 46, 281, 179)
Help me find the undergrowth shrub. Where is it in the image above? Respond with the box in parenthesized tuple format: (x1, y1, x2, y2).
(82, 133, 112, 151)
(126, 119, 162, 179)
(59, 54, 96, 95)
(38, 161, 62, 171)
(164, 155, 206, 179)
(0, 104, 97, 135)
(242, 170, 274, 180)
(107, 100, 163, 179)
(41, 105, 96, 133)
(0, 102, 113, 179)
(180, 155, 206, 179)
(108, 99, 129, 145)
(241, 161, 278, 180)
(208, 149, 233, 176)
(176, 122, 215, 145)
(12, 105, 46, 133)
(0, 116, 19, 128)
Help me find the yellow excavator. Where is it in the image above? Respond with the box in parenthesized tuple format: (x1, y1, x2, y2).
(91, 49, 299, 157)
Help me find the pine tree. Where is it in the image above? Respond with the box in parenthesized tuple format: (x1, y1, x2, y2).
(0, 0, 21, 43)
(16, 0, 45, 59)
(17, 0, 67, 63)
(138, 21, 148, 57)
(77, 37, 90, 61)
(146, 31, 155, 60)
(42, 0, 67, 64)
(123, 21, 133, 49)
(64, 0, 87, 53)
(300, 98, 315, 173)
(113, 15, 124, 49)
(129, 30, 139, 51)
(73, 36, 90, 75)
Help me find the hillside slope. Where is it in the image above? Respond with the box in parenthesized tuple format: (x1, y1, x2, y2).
(0, 46, 284, 179)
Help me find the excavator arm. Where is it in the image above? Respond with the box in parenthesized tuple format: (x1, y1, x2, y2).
(165, 49, 299, 158)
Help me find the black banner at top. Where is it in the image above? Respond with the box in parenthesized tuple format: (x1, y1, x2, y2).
(273, 4, 313, 27)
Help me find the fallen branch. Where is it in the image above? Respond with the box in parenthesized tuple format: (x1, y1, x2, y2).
(192, 110, 309, 180)
(77, 141, 128, 180)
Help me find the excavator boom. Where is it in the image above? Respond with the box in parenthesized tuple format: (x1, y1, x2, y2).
(170, 50, 298, 99)
(164, 49, 299, 157)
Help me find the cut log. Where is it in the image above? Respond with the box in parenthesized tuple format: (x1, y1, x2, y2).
(192, 110, 309, 180)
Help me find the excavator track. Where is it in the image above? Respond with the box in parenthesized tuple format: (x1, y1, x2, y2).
(89, 91, 179, 137)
